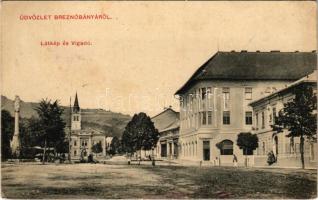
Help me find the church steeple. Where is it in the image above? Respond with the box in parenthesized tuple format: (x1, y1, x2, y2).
(73, 92, 80, 113)
(71, 92, 81, 131)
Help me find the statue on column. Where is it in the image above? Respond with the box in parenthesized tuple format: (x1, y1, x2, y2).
(11, 95, 21, 159)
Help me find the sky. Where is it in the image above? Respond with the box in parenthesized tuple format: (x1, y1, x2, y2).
(1, 1, 316, 116)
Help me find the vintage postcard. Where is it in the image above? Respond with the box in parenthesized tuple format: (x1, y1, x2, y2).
(1, 1, 317, 199)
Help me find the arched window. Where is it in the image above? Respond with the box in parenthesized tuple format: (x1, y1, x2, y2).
(218, 140, 233, 155)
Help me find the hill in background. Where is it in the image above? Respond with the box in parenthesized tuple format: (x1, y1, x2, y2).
(1, 95, 131, 138)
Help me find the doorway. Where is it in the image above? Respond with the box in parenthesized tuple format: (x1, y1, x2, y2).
(203, 141, 210, 161)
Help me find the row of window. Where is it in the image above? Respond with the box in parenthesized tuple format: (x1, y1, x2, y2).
(255, 107, 277, 130)
(180, 87, 253, 118)
(182, 111, 253, 128)
(181, 87, 253, 106)
(180, 141, 197, 157)
(73, 115, 80, 121)
(73, 140, 103, 147)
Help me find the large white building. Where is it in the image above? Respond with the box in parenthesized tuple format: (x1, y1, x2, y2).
(175, 51, 316, 166)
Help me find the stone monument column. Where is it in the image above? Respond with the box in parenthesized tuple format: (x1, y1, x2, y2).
(11, 95, 21, 158)
(103, 137, 107, 156)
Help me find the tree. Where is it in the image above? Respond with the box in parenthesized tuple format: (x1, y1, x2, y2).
(237, 132, 258, 167)
(122, 113, 159, 156)
(236, 132, 259, 156)
(34, 99, 66, 163)
(109, 136, 121, 155)
(1, 110, 14, 160)
(92, 142, 103, 156)
(272, 84, 317, 169)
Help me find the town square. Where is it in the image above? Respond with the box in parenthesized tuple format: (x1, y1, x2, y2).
(2, 162, 317, 199)
(1, 1, 317, 199)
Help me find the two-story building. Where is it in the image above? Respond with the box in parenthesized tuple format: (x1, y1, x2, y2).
(150, 107, 180, 159)
(250, 71, 317, 168)
(175, 51, 316, 166)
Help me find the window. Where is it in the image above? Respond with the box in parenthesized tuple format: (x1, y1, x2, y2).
(223, 111, 230, 125)
(203, 141, 210, 161)
(207, 111, 212, 125)
(202, 111, 207, 125)
(74, 140, 77, 146)
(222, 87, 230, 99)
(261, 112, 265, 129)
(74, 150, 77, 156)
(219, 140, 233, 155)
(223, 88, 230, 110)
(272, 107, 277, 124)
(201, 88, 206, 100)
(207, 87, 213, 110)
(245, 87, 252, 100)
(245, 111, 253, 125)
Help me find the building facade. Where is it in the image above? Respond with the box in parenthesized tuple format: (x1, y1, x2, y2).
(151, 107, 180, 159)
(70, 93, 112, 159)
(175, 51, 317, 166)
(250, 71, 317, 168)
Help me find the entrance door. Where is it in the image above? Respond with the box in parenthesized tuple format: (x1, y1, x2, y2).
(203, 141, 210, 161)
(274, 136, 278, 155)
(161, 143, 167, 157)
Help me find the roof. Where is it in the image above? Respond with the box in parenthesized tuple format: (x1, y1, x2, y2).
(151, 108, 180, 132)
(73, 92, 80, 112)
(175, 51, 317, 94)
(160, 120, 180, 132)
(249, 70, 317, 107)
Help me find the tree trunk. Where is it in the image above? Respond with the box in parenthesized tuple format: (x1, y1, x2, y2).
(300, 135, 305, 169)
(245, 148, 248, 167)
(42, 138, 47, 165)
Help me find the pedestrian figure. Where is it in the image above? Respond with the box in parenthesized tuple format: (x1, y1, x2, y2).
(214, 157, 219, 166)
(233, 154, 238, 167)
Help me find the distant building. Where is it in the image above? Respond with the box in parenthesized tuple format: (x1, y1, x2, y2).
(151, 107, 180, 159)
(175, 51, 316, 166)
(70, 93, 112, 159)
(250, 71, 317, 168)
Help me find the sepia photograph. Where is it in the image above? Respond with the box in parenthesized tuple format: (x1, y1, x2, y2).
(1, 1, 317, 199)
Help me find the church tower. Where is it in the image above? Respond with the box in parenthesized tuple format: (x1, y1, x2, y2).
(71, 92, 81, 130)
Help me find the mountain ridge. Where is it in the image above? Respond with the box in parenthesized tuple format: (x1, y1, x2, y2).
(1, 95, 131, 138)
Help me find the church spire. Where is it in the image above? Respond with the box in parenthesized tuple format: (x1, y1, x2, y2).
(73, 92, 80, 113)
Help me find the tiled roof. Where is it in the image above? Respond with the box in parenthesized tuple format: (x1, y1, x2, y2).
(151, 108, 179, 132)
(175, 51, 317, 94)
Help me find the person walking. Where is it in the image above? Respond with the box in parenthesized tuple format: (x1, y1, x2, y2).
(233, 154, 238, 167)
